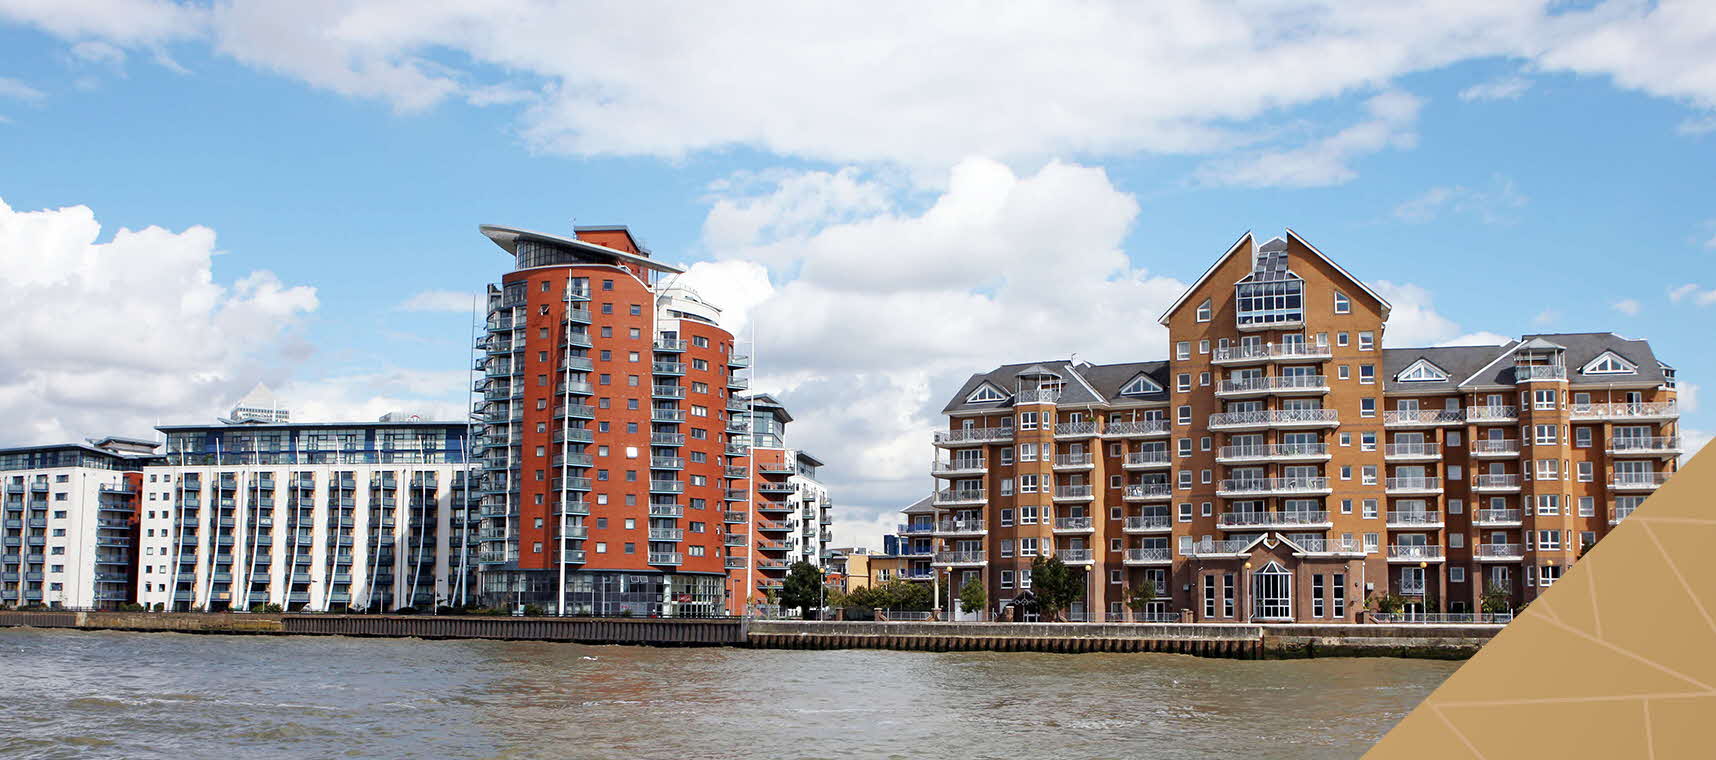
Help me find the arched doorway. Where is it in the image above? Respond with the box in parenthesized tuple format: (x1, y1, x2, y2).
(1252, 561, 1292, 621)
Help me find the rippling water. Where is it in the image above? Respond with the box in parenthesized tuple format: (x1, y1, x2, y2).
(0, 628, 1452, 759)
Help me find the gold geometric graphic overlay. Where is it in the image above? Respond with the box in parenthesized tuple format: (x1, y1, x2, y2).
(1365, 446, 1716, 759)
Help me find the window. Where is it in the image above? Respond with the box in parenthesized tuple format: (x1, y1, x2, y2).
(1582, 351, 1635, 375)
(1450, 567, 1466, 584)
(1200, 469, 1212, 484)
(1578, 496, 1595, 517)
(1359, 364, 1375, 384)
(1177, 406, 1192, 425)
(1019, 412, 1039, 430)
(1178, 439, 1192, 457)
(1200, 436, 1211, 451)
(1396, 360, 1447, 382)
(1339, 432, 1352, 447)
(1177, 374, 1191, 392)
(1178, 471, 1192, 489)
(1020, 443, 1037, 462)
(1120, 374, 1162, 395)
(1363, 533, 1380, 553)
(1534, 389, 1557, 410)
(1361, 466, 1377, 485)
(1362, 499, 1378, 519)
(1341, 499, 1352, 514)
(966, 385, 1005, 403)
(1358, 331, 1374, 351)
(1199, 340, 1210, 355)
(1534, 424, 1557, 445)
(1575, 427, 1592, 448)
(1019, 474, 1038, 493)
(1199, 372, 1211, 386)
(1020, 506, 1038, 525)
(1020, 538, 1038, 556)
(1334, 291, 1351, 314)
(1337, 332, 1349, 347)
(1201, 501, 1213, 517)
(1000, 570, 1015, 588)
(1536, 494, 1560, 516)
(1195, 299, 1212, 322)
(1000, 508, 1014, 527)
(1577, 462, 1594, 482)
(999, 447, 1014, 465)
(1176, 341, 1190, 360)
(1537, 530, 1560, 550)
(1338, 365, 1350, 380)
(1000, 478, 1014, 496)
(1360, 432, 1376, 451)
(1449, 533, 1464, 549)
(1000, 540, 1014, 558)
(1360, 398, 1376, 417)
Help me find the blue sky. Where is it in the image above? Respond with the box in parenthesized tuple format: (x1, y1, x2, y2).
(0, 2, 1711, 547)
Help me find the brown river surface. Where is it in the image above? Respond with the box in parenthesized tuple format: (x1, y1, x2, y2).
(0, 628, 1454, 759)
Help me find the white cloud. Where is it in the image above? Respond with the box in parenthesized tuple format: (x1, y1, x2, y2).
(1676, 115, 1716, 135)
(1195, 90, 1425, 188)
(1533, 308, 1559, 326)
(279, 368, 472, 423)
(1373, 280, 1513, 348)
(0, 77, 44, 101)
(1682, 429, 1711, 468)
(1681, 381, 1701, 415)
(398, 289, 478, 313)
(1668, 282, 1716, 305)
(1611, 298, 1641, 316)
(684, 158, 1185, 533)
(0, 196, 318, 444)
(11, 1, 1716, 171)
(1459, 75, 1532, 101)
(69, 39, 126, 66)
(1393, 174, 1528, 224)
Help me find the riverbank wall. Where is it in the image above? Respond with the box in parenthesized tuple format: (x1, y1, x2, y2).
(0, 612, 1498, 658)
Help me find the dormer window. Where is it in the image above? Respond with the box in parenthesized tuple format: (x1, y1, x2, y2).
(1119, 374, 1163, 396)
(1582, 351, 1636, 375)
(966, 385, 1007, 403)
(1396, 359, 1448, 382)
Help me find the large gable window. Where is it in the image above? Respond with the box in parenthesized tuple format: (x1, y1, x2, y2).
(1120, 374, 1163, 396)
(1582, 351, 1636, 375)
(966, 385, 1007, 403)
(1397, 359, 1448, 383)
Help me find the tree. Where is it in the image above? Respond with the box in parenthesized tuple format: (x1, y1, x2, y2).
(1030, 554, 1086, 621)
(1480, 583, 1512, 614)
(780, 561, 825, 619)
(958, 576, 986, 615)
(1124, 578, 1158, 621)
(842, 579, 931, 612)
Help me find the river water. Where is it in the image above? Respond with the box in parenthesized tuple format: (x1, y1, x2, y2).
(0, 628, 1452, 759)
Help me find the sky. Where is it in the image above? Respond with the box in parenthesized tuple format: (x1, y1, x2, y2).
(0, 1, 1712, 551)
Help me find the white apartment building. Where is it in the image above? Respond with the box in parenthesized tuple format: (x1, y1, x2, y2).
(1, 437, 156, 609)
(136, 420, 479, 613)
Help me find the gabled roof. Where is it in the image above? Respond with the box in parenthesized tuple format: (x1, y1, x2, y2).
(899, 495, 936, 515)
(1382, 333, 1671, 390)
(939, 360, 1170, 414)
(1156, 230, 1252, 325)
(1155, 229, 1393, 325)
(1383, 344, 1508, 394)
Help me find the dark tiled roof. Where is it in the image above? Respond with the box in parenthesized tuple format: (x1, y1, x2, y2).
(1076, 361, 1171, 401)
(1382, 343, 1512, 394)
(899, 495, 936, 515)
(1384, 333, 1669, 391)
(940, 359, 1168, 413)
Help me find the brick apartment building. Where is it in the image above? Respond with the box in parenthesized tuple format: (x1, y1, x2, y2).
(930, 230, 1681, 623)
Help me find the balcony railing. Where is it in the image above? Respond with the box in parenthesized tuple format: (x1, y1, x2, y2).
(1385, 476, 1442, 493)
(1610, 472, 1670, 489)
(1514, 365, 1566, 381)
(1472, 474, 1521, 490)
(648, 552, 684, 566)
(1053, 485, 1094, 500)
(1124, 547, 1172, 564)
(1385, 510, 1442, 527)
(1125, 483, 1172, 500)
(1052, 516, 1094, 532)
(1216, 443, 1328, 462)
(1187, 539, 1254, 556)
(1216, 374, 1328, 395)
(935, 519, 987, 534)
(1473, 509, 1522, 525)
(1053, 453, 1094, 468)
(1017, 389, 1061, 405)
(930, 458, 988, 477)
(933, 427, 1014, 445)
(1290, 538, 1361, 554)
(1608, 436, 1682, 454)
(932, 550, 987, 565)
(933, 488, 985, 506)
(1212, 342, 1332, 363)
(1217, 477, 1331, 495)
(1123, 515, 1172, 532)
(1054, 421, 1099, 437)
(1476, 543, 1524, 559)
(1465, 405, 1518, 423)
(1208, 409, 1338, 428)
(1057, 549, 1093, 563)
(1383, 443, 1440, 459)
(1217, 510, 1329, 528)
(1570, 401, 1678, 420)
(1387, 544, 1444, 561)
(1384, 409, 1466, 426)
(1124, 451, 1171, 467)
(1471, 439, 1521, 456)
(1103, 420, 1169, 437)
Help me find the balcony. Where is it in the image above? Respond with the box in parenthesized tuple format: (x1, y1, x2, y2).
(562, 355, 596, 372)
(565, 307, 592, 323)
(1610, 472, 1670, 491)
(1122, 451, 1171, 469)
(649, 504, 685, 518)
(1475, 543, 1525, 561)
(1465, 405, 1519, 423)
(651, 432, 686, 446)
(1383, 443, 1441, 461)
(1385, 511, 1443, 529)
(1056, 549, 1093, 564)
(652, 361, 686, 376)
(1052, 516, 1095, 534)
(653, 339, 687, 353)
(1208, 409, 1339, 430)
(1123, 515, 1172, 533)
(932, 550, 987, 566)
(1608, 437, 1682, 458)
(729, 353, 751, 368)
(1215, 374, 1328, 397)
(933, 427, 1014, 446)
(652, 384, 686, 399)
(1103, 420, 1169, 438)
(1570, 401, 1678, 421)
(1054, 421, 1099, 438)
(1124, 484, 1172, 501)
(1472, 509, 1522, 526)
(1471, 439, 1521, 457)
(1472, 474, 1522, 492)
(1215, 443, 1329, 464)
(933, 488, 985, 506)
(1052, 453, 1094, 471)
(935, 518, 987, 536)
(648, 528, 684, 542)
(1611, 505, 1638, 525)
(931, 459, 988, 478)
(727, 375, 750, 390)
(1017, 389, 1061, 405)
(1289, 538, 1363, 556)
(1384, 409, 1466, 427)
(756, 501, 792, 513)
(1123, 547, 1172, 565)
(649, 480, 685, 494)
(1212, 342, 1332, 365)
(648, 552, 684, 566)
(1186, 539, 1254, 557)
(1216, 477, 1331, 497)
(899, 521, 937, 535)
(1387, 544, 1444, 562)
(562, 549, 587, 564)
(1384, 476, 1442, 495)
(651, 408, 687, 423)
(1514, 365, 1566, 382)
(1216, 510, 1331, 530)
(1053, 485, 1094, 502)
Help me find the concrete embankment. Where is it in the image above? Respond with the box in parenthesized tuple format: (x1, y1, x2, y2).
(0, 612, 1497, 658)
(745, 621, 1499, 660)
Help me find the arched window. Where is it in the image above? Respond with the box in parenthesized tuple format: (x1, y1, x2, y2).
(1252, 561, 1293, 620)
